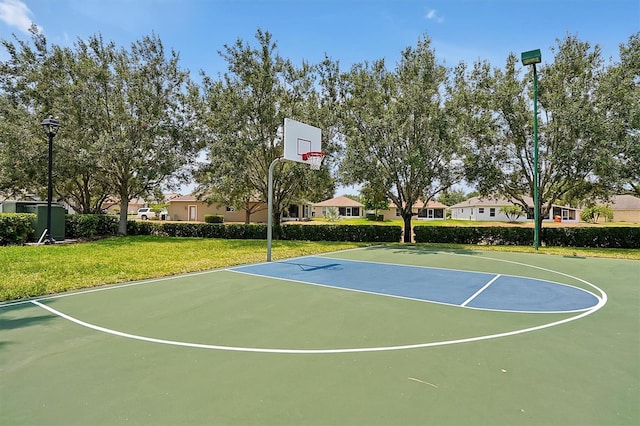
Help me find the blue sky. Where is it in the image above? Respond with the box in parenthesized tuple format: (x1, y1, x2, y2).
(1, 0, 638, 195)
(1, 0, 638, 78)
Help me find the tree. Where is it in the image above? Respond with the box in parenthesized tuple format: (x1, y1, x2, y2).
(340, 35, 462, 242)
(1, 29, 200, 232)
(500, 205, 524, 222)
(580, 205, 614, 223)
(196, 29, 336, 225)
(457, 35, 613, 232)
(82, 34, 201, 234)
(599, 32, 640, 196)
(437, 188, 467, 207)
(360, 183, 389, 220)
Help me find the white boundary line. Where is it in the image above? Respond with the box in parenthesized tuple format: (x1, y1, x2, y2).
(23, 249, 608, 355)
(461, 274, 501, 307)
(31, 297, 605, 354)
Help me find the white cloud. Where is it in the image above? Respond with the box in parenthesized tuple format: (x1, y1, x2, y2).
(426, 9, 444, 23)
(0, 0, 34, 33)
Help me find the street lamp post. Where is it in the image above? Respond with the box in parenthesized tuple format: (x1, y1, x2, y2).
(521, 49, 542, 250)
(41, 115, 60, 245)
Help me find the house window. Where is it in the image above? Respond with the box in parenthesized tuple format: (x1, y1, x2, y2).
(489, 208, 496, 217)
(395, 209, 401, 217)
(479, 208, 485, 214)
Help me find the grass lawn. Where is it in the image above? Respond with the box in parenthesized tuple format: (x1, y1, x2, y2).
(0, 237, 369, 302)
(1, 235, 638, 303)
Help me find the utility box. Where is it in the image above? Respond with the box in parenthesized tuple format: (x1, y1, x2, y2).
(31, 204, 66, 241)
(0, 200, 45, 213)
(0, 201, 66, 241)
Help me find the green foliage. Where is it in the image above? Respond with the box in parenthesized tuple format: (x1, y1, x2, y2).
(580, 205, 614, 223)
(123, 221, 400, 242)
(196, 29, 336, 226)
(204, 214, 224, 223)
(543, 227, 640, 248)
(414, 226, 533, 246)
(340, 35, 463, 242)
(126, 220, 156, 236)
(414, 225, 640, 248)
(65, 214, 119, 239)
(281, 224, 401, 242)
(324, 207, 340, 222)
(437, 189, 467, 207)
(0, 29, 200, 232)
(457, 35, 624, 223)
(0, 213, 35, 245)
(500, 205, 524, 222)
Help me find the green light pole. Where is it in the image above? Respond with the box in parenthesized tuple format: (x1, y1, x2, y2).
(521, 49, 542, 250)
(41, 115, 60, 245)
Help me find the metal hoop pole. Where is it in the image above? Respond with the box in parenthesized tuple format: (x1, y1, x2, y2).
(267, 157, 284, 262)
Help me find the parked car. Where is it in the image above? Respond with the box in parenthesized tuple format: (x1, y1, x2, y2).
(137, 207, 168, 220)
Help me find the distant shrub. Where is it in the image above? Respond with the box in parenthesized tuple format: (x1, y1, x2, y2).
(0, 213, 35, 245)
(500, 205, 524, 222)
(204, 214, 224, 224)
(324, 207, 340, 222)
(65, 214, 118, 238)
(580, 205, 614, 223)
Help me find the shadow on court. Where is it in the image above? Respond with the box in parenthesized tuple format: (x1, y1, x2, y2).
(0, 303, 57, 331)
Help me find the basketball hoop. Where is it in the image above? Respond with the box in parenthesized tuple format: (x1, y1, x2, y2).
(301, 151, 325, 170)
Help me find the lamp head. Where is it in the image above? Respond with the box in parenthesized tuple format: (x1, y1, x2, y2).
(521, 49, 542, 66)
(41, 115, 60, 136)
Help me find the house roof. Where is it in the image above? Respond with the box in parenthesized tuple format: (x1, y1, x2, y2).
(450, 195, 579, 210)
(168, 195, 198, 202)
(607, 194, 640, 210)
(390, 200, 448, 209)
(314, 195, 364, 207)
(449, 196, 525, 209)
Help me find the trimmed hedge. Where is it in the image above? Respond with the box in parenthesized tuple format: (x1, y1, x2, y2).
(281, 224, 402, 242)
(126, 222, 402, 242)
(204, 214, 224, 223)
(65, 214, 119, 239)
(542, 227, 640, 249)
(2, 212, 637, 248)
(0, 213, 35, 246)
(414, 225, 640, 248)
(414, 226, 533, 245)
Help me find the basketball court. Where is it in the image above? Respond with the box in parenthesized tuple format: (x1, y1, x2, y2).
(1, 245, 638, 425)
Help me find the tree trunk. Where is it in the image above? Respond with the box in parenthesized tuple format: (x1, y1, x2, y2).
(118, 198, 129, 236)
(402, 213, 413, 243)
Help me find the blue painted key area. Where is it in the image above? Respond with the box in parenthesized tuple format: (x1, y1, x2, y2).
(230, 257, 599, 312)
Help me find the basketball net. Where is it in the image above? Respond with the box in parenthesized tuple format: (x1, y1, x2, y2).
(301, 151, 325, 170)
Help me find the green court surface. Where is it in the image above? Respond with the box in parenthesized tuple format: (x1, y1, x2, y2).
(1, 246, 638, 425)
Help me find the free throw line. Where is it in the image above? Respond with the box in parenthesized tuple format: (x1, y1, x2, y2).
(461, 274, 501, 307)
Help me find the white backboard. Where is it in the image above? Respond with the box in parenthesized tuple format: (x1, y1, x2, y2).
(283, 118, 321, 164)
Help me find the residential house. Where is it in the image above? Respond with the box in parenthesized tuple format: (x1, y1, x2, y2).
(379, 200, 448, 221)
(601, 194, 640, 223)
(166, 195, 269, 223)
(312, 195, 364, 219)
(449, 196, 580, 222)
(102, 197, 148, 214)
